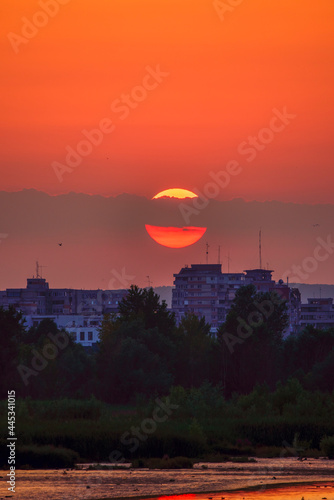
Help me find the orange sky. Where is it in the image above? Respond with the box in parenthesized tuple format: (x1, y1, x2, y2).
(1, 0, 334, 203)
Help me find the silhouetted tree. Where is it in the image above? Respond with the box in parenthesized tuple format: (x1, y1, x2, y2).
(97, 317, 175, 402)
(217, 285, 288, 395)
(174, 314, 217, 388)
(118, 285, 176, 336)
(0, 306, 26, 397)
(283, 325, 334, 381)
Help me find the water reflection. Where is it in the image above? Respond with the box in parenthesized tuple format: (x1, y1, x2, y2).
(154, 483, 334, 500)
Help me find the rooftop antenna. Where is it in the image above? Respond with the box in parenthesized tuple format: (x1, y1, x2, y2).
(36, 260, 47, 278)
(225, 251, 231, 273)
(320, 286, 322, 298)
(218, 245, 221, 265)
(206, 242, 209, 264)
(259, 229, 262, 269)
(146, 275, 152, 288)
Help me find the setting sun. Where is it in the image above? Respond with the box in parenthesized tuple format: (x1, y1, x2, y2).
(146, 188, 206, 248)
(152, 189, 198, 200)
(145, 224, 206, 248)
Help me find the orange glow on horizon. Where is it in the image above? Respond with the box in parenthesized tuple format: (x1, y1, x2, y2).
(153, 189, 198, 200)
(145, 225, 206, 248)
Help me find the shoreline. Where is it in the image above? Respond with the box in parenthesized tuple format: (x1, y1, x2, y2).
(9, 458, 334, 500)
(106, 481, 334, 500)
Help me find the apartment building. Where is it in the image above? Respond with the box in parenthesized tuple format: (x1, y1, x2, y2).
(1, 277, 127, 316)
(0, 275, 127, 347)
(300, 298, 334, 330)
(172, 264, 301, 334)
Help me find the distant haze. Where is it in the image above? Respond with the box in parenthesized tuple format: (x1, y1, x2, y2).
(0, 190, 333, 290)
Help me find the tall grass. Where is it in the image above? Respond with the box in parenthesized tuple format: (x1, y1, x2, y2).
(1, 388, 334, 466)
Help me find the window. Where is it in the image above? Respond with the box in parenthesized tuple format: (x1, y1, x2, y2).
(80, 331, 85, 341)
(88, 332, 93, 341)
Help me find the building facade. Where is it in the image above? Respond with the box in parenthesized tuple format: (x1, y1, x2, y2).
(0, 276, 128, 347)
(1, 277, 127, 317)
(24, 314, 101, 347)
(172, 264, 301, 335)
(300, 298, 334, 330)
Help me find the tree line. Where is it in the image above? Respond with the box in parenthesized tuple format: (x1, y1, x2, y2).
(1, 284, 334, 402)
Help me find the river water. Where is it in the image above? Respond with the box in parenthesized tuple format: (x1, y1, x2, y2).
(1, 458, 333, 499)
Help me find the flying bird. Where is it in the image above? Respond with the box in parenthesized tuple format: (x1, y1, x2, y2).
(58, 243, 63, 246)
(312, 224, 320, 227)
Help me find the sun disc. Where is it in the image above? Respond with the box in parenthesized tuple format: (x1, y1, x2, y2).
(152, 188, 197, 200)
(145, 225, 206, 248)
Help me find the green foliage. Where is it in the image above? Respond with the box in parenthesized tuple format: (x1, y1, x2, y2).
(217, 285, 288, 395)
(320, 435, 334, 459)
(2, 283, 334, 406)
(168, 382, 225, 418)
(1, 388, 334, 464)
(273, 378, 304, 415)
(0, 306, 26, 397)
(29, 397, 103, 420)
(17, 332, 96, 400)
(97, 318, 174, 402)
(236, 383, 271, 415)
(118, 285, 176, 335)
(303, 348, 334, 392)
(283, 326, 334, 376)
(174, 314, 218, 388)
(5, 283, 334, 468)
(188, 418, 207, 445)
(24, 318, 59, 346)
(16, 445, 79, 468)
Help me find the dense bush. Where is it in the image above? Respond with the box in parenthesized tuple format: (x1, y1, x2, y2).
(320, 435, 334, 459)
(16, 445, 79, 468)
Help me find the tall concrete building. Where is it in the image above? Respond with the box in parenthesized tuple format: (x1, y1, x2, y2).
(172, 264, 301, 335)
(172, 264, 246, 331)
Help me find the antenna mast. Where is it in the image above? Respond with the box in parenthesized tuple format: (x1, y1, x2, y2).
(206, 242, 209, 264)
(259, 229, 262, 269)
(146, 275, 152, 288)
(36, 260, 47, 278)
(227, 251, 231, 273)
(218, 245, 221, 265)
